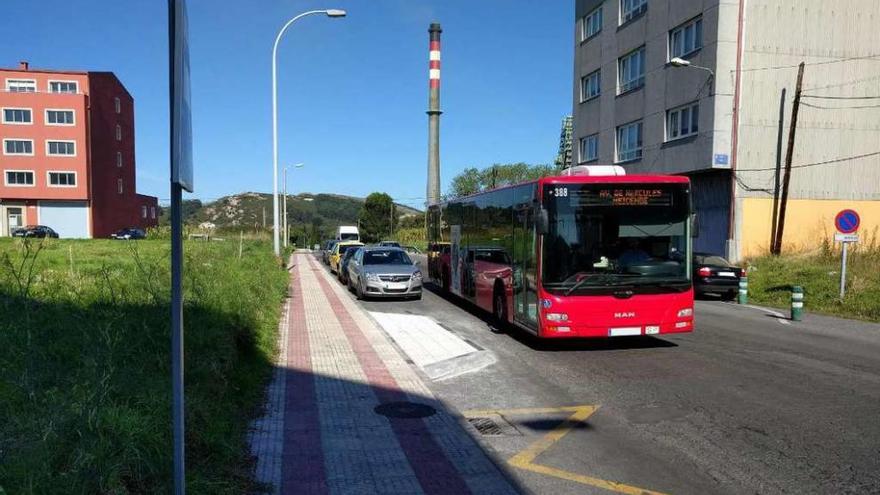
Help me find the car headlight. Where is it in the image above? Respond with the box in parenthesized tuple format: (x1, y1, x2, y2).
(412, 271, 423, 280)
(365, 272, 380, 281)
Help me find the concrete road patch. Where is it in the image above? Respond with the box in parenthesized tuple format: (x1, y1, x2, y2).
(370, 311, 497, 380)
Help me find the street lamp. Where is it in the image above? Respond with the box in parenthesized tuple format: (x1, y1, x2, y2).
(283, 163, 304, 248)
(669, 57, 715, 95)
(271, 9, 346, 257)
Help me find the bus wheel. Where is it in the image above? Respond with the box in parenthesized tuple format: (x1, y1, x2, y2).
(492, 287, 507, 333)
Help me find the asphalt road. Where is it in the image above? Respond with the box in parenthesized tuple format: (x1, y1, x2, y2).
(324, 257, 880, 495)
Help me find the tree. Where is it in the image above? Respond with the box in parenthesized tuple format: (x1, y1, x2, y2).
(358, 192, 397, 243)
(446, 163, 558, 199)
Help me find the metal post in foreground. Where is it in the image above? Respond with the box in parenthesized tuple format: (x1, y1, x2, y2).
(738, 275, 748, 305)
(271, 9, 346, 257)
(839, 241, 849, 299)
(168, 1, 194, 492)
(791, 286, 804, 321)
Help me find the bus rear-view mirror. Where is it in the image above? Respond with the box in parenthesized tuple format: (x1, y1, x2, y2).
(690, 213, 700, 238)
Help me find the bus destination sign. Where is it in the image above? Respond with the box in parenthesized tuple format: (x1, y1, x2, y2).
(574, 188, 671, 206)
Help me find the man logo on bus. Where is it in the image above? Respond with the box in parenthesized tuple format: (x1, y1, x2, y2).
(614, 312, 636, 318)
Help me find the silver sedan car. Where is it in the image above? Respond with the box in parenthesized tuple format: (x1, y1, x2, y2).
(347, 247, 423, 300)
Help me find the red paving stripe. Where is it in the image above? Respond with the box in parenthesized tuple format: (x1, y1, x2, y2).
(305, 255, 472, 495)
(281, 261, 328, 495)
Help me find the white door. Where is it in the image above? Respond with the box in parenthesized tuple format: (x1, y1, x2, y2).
(38, 201, 89, 238)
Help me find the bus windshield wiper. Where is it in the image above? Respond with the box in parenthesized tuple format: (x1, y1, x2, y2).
(565, 274, 634, 296)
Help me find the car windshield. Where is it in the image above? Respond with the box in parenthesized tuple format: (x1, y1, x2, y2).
(337, 244, 360, 255)
(542, 183, 691, 294)
(364, 250, 412, 265)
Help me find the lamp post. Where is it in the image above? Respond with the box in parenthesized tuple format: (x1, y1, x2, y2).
(272, 9, 346, 257)
(670, 57, 715, 95)
(283, 163, 304, 248)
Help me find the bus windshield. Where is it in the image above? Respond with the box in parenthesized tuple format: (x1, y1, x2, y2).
(541, 183, 690, 294)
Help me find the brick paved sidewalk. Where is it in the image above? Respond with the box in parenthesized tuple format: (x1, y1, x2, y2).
(249, 253, 520, 495)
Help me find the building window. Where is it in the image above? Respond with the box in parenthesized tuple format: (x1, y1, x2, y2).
(3, 139, 33, 155)
(669, 17, 703, 59)
(142, 206, 148, 219)
(616, 121, 643, 162)
(150, 206, 156, 219)
(581, 6, 603, 40)
(47, 140, 76, 156)
(5, 79, 36, 92)
(579, 134, 599, 163)
(667, 102, 700, 141)
(117, 151, 123, 168)
(620, 0, 647, 24)
(46, 109, 75, 125)
(115, 97, 121, 114)
(48, 171, 77, 187)
(618, 46, 645, 94)
(116, 125, 122, 141)
(49, 81, 78, 94)
(117, 179, 123, 194)
(4, 170, 35, 186)
(580, 70, 601, 102)
(2, 108, 33, 124)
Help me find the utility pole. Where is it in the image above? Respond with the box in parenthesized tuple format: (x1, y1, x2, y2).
(774, 62, 804, 255)
(770, 88, 786, 253)
(262, 206, 266, 229)
(390, 201, 394, 238)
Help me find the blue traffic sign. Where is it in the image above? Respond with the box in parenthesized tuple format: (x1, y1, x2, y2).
(835, 209, 860, 234)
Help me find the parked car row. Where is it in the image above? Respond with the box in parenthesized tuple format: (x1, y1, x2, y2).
(319, 240, 423, 301)
(8, 225, 147, 240)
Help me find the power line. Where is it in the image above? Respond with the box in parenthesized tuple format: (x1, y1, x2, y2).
(802, 74, 880, 91)
(735, 53, 880, 73)
(738, 151, 880, 172)
(802, 94, 880, 100)
(801, 101, 880, 110)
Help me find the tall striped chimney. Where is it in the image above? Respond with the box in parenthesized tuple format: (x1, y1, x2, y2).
(426, 23, 442, 205)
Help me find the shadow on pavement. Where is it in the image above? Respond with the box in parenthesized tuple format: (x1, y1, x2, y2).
(423, 282, 678, 353)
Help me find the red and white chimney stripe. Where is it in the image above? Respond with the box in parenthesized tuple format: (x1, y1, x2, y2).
(429, 40, 440, 88)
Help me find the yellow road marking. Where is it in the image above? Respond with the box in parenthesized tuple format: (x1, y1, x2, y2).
(464, 405, 668, 495)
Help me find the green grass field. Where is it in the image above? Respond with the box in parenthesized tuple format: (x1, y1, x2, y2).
(745, 246, 880, 322)
(0, 238, 288, 494)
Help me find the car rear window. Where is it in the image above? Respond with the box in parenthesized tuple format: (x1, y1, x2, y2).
(696, 255, 731, 266)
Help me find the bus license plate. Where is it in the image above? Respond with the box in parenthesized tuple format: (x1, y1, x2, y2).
(608, 327, 641, 337)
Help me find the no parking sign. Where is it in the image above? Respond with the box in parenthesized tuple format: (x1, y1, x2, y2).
(834, 209, 860, 298)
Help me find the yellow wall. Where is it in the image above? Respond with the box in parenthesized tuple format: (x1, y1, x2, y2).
(740, 198, 880, 258)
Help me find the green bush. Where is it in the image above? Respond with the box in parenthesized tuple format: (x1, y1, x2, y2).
(0, 238, 288, 494)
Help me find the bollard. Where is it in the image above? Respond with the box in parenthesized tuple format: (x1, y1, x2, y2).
(737, 276, 748, 305)
(791, 286, 804, 321)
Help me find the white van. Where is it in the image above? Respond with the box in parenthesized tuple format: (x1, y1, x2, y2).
(336, 225, 359, 242)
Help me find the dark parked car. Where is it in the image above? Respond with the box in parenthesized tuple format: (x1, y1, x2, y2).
(12, 225, 59, 238)
(693, 252, 745, 300)
(337, 246, 361, 285)
(111, 227, 146, 240)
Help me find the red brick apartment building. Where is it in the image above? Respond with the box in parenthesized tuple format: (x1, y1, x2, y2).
(0, 61, 158, 238)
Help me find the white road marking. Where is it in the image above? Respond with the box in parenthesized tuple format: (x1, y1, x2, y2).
(369, 311, 496, 380)
(741, 304, 792, 326)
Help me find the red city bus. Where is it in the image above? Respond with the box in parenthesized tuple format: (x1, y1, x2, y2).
(427, 167, 695, 338)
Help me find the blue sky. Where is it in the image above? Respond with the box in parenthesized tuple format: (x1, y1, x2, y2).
(2, 0, 573, 209)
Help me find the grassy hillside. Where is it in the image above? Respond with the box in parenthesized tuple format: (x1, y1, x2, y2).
(160, 192, 421, 239)
(0, 238, 288, 493)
